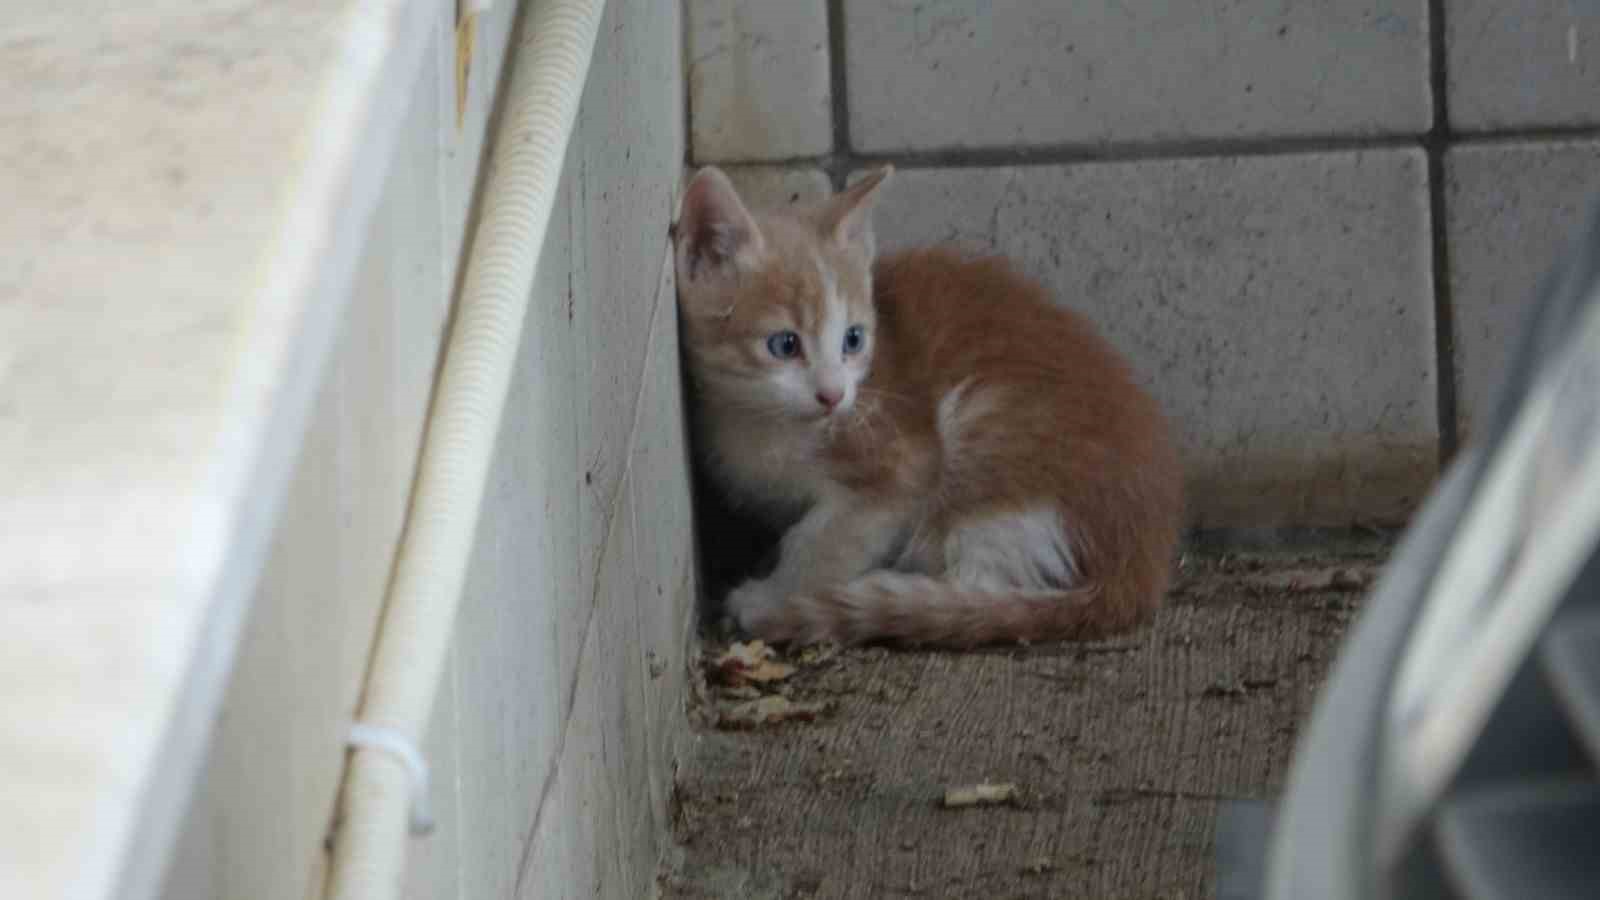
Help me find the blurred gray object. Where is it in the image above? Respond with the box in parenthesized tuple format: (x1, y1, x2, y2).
(1215, 800, 1276, 900)
(1255, 198, 1600, 899)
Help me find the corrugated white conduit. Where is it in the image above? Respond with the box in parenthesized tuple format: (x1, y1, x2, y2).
(324, 0, 605, 896)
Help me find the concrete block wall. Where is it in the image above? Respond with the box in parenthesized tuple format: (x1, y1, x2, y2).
(396, 0, 696, 894)
(163, 1, 693, 898)
(419, 1, 694, 894)
(687, 0, 1600, 528)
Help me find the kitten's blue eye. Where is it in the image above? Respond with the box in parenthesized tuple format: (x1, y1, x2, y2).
(842, 325, 866, 355)
(766, 330, 801, 359)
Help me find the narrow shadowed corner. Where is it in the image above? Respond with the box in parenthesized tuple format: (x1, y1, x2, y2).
(673, 351, 780, 624)
(684, 425, 780, 622)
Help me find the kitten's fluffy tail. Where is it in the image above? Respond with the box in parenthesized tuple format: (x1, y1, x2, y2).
(749, 570, 1144, 648)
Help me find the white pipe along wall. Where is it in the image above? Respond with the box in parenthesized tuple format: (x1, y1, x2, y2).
(324, 0, 606, 896)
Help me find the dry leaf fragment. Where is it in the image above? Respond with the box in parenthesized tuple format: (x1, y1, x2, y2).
(942, 782, 1019, 808)
(1242, 566, 1372, 594)
(716, 695, 829, 730)
(719, 640, 772, 668)
(745, 661, 796, 683)
(711, 640, 797, 686)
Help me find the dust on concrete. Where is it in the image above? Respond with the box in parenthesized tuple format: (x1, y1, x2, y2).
(659, 546, 1385, 900)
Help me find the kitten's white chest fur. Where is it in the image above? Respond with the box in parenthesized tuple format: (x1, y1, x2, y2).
(703, 412, 829, 521)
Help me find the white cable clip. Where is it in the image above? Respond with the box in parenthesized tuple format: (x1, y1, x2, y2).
(467, 0, 494, 13)
(347, 722, 435, 836)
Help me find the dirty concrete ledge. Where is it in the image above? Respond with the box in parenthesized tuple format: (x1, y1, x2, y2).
(659, 548, 1385, 900)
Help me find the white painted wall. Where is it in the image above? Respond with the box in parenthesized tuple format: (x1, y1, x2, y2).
(161, 1, 693, 897)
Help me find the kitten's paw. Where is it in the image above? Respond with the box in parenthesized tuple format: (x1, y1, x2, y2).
(726, 578, 782, 635)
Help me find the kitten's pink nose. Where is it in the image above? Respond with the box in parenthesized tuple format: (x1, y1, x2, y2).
(815, 388, 843, 411)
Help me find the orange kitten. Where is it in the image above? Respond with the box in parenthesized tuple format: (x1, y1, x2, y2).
(672, 166, 1182, 647)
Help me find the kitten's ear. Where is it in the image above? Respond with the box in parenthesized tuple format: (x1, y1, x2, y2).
(819, 165, 893, 257)
(674, 167, 765, 281)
